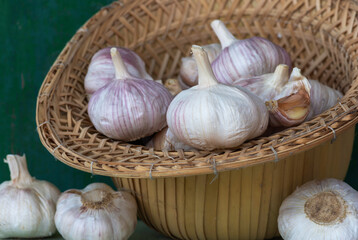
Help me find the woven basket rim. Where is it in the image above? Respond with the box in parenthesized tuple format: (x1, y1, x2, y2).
(36, 0, 358, 178)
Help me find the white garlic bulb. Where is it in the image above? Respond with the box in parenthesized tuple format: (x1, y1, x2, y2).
(305, 79, 343, 120)
(179, 43, 221, 87)
(55, 183, 137, 240)
(0, 154, 60, 238)
(85, 47, 153, 98)
(278, 178, 358, 240)
(210, 19, 292, 84)
(166, 45, 269, 150)
(146, 127, 194, 151)
(88, 48, 173, 141)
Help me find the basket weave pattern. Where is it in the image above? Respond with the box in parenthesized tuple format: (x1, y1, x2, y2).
(37, 0, 358, 178)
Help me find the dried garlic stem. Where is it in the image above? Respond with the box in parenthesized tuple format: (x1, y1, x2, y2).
(271, 64, 289, 90)
(110, 47, 131, 79)
(191, 45, 218, 88)
(5, 154, 33, 186)
(210, 20, 237, 48)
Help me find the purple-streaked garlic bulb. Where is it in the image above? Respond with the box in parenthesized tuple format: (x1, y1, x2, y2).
(234, 65, 312, 127)
(179, 43, 221, 87)
(85, 47, 153, 98)
(146, 127, 194, 151)
(210, 19, 292, 84)
(167, 45, 269, 150)
(88, 48, 173, 141)
(305, 80, 343, 120)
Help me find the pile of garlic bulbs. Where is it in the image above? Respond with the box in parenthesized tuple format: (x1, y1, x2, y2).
(85, 19, 343, 151)
(0, 154, 138, 240)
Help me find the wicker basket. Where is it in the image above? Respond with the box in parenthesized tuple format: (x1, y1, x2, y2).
(36, 0, 358, 239)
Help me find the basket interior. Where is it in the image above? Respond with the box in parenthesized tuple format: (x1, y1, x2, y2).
(37, 0, 358, 177)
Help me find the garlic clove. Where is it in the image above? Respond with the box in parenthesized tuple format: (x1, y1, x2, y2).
(85, 47, 153, 99)
(88, 48, 173, 141)
(164, 78, 183, 96)
(146, 127, 194, 151)
(55, 183, 137, 240)
(179, 43, 222, 87)
(166, 45, 269, 150)
(0, 154, 60, 239)
(278, 178, 358, 240)
(210, 19, 292, 84)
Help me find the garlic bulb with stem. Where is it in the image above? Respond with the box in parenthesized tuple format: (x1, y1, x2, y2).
(179, 43, 221, 87)
(166, 45, 269, 150)
(85, 47, 153, 98)
(146, 127, 194, 151)
(88, 47, 173, 141)
(0, 154, 60, 238)
(210, 19, 292, 84)
(55, 183, 137, 240)
(278, 178, 358, 240)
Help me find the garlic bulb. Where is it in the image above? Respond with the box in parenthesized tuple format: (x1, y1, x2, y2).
(88, 48, 173, 141)
(166, 45, 269, 150)
(85, 47, 153, 98)
(146, 127, 194, 151)
(210, 19, 292, 84)
(0, 154, 60, 238)
(305, 79, 343, 120)
(164, 78, 183, 96)
(55, 183, 137, 240)
(278, 178, 358, 240)
(179, 43, 221, 87)
(260, 67, 311, 127)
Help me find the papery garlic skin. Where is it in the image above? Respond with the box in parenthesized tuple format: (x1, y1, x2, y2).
(0, 154, 60, 238)
(85, 47, 153, 98)
(179, 43, 221, 87)
(146, 127, 194, 151)
(305, 80, 343, 120)
(167, 45, 268, 150)
(278, 178, 358, 240)
(55, 183, 137, 240)
(88, 48, 173, 141)
(210, 20, 292, 84)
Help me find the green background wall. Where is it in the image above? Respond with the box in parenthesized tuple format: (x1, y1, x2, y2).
(0, 0, 357, 238)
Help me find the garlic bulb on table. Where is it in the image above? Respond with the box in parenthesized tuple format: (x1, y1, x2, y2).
(167, 45, 269, 150)
(0, 154, 60, 238)
(85, 47, 153, 98)
(210, 19, 292, 84)
(55, 183, 137, 240)
(88, 48, 173, 141)
(278, 178, 358, 240)
(146, 127, 194, 151)
(179, 43, 221, 87)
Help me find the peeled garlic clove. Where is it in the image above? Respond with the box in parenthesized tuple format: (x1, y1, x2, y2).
(88, 48, 173, 141)
(278, 178, 358, 240)
(210, 19, 292, 84)
(167, 45, 269, 150)
(85, 47, 153, 98)
(0, 154, 60, 238)
(305, 79, 343, 120)
(55, 183, 137, 240)
(146, 127, 194, 151)
(179, 43, 221, 87)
